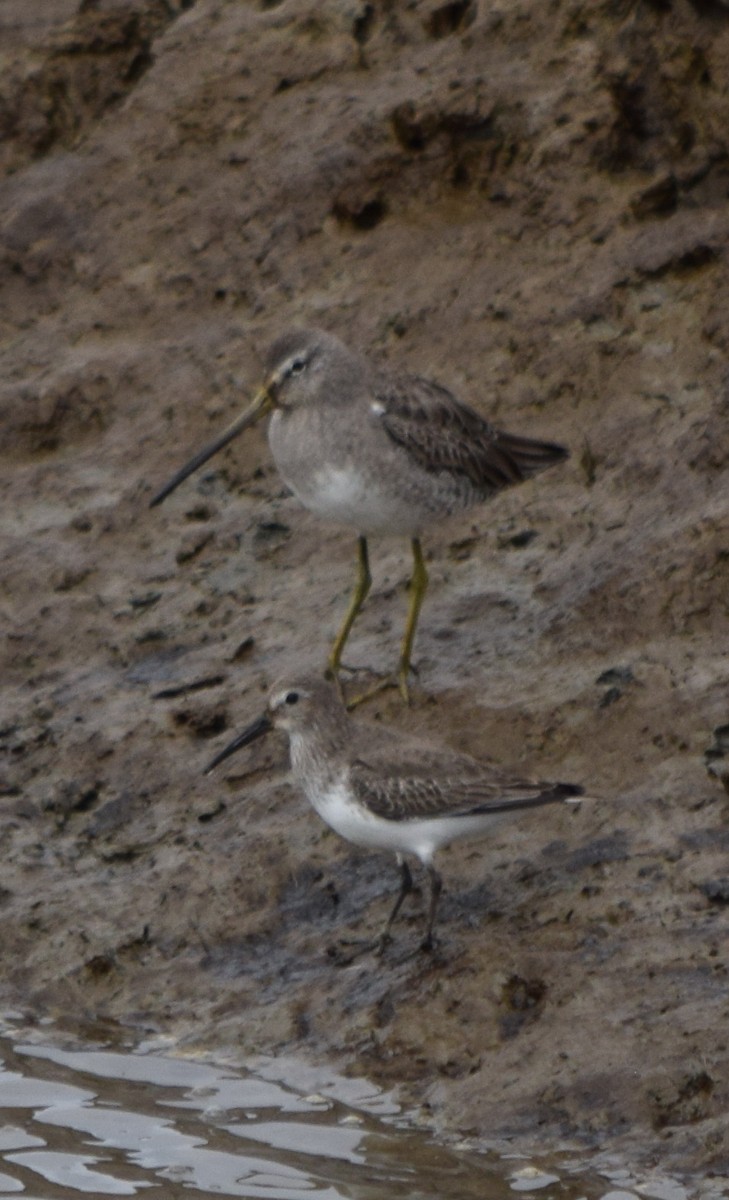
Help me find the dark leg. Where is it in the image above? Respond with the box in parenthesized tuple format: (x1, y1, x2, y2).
(327, 536, 371, 679)
(376, 857, 413, 955)
(397, 537, 428, 703)
(420, 863, 443, 952)
(328, 857, 413, 966)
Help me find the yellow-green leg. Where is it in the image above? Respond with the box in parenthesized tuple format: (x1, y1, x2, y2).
(327, 535, 371, 679)
(397, 537, 428, 702)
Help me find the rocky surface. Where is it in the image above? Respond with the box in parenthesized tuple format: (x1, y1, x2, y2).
(1, 0, 728, 1184)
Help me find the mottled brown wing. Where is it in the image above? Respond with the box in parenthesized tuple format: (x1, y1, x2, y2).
(376, 373, 568, 493)
(349, 756, 581, 822)
(349, 724, 494, 779)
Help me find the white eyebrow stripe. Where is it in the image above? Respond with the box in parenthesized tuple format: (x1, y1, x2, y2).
(370, 400, 386, 416)
(280, 350, 311, 376)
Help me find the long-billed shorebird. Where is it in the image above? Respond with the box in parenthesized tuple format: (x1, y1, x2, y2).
(151, 329, 569, 699)
(206, 674, 583, 954)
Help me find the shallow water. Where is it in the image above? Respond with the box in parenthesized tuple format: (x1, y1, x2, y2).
(0, 1015, 690, 1200)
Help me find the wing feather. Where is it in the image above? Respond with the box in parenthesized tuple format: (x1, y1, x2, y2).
(376, 374, 568, 494)
(349, 755, 582, 822)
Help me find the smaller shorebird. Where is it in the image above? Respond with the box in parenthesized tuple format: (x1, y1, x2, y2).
(151, 329, 569, 700)
(206, 675, 583, 954)
(705, 724, 729, 796)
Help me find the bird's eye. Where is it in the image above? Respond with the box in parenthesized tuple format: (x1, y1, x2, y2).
(284, 691, 300, 705)
(289, 357, 307, 377)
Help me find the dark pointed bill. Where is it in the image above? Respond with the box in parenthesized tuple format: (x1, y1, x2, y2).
(205, 711, 272, 775)
(149, 387, 274, 508)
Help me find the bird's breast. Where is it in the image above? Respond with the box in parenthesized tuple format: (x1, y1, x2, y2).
(267, 407, 444, 536)
(306, 778, 382, 844)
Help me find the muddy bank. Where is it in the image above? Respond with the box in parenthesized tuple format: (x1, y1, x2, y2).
(1, 0, 728, 1185)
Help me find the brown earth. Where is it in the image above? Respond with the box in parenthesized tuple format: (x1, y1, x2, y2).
(1, 0, 728, 1185)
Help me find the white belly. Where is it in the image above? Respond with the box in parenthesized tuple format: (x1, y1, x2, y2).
(303, 778, 501, 866)
(268, 408, 467, 537)
(290, 464, 427, 536)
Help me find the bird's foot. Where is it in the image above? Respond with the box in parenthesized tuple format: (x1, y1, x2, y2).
(396, 656, 421, 704)
(328, 662, 390, 705)
(345, 673, 399, 710)
(392, 933, 447, 965)
(327, 658, 420, 708)
(326, 927, 399, 965)
(374, 931, 393, 958)
(335, 660, 372, 676)
(326, 935, 378, 967)
(344, 663, 420, 710)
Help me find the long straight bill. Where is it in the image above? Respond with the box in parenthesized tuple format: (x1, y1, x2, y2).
(149, 387, 274, 508)
(205, 711, 273, 775)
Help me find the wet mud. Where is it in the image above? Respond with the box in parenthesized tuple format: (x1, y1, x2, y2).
(1, 0, 728, 1188)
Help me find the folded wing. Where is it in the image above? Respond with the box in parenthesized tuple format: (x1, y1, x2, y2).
(377, 374, 568, 494)
(350, 754, 582, 822)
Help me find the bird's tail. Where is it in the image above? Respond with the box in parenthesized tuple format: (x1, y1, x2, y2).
(469, 782, 584, 817)
(493, 431, 569, 481)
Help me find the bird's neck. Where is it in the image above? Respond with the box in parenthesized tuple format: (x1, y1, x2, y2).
(288, 715, 351, 789)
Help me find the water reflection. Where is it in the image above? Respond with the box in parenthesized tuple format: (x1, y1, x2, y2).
(0, 1018, 609, 1199)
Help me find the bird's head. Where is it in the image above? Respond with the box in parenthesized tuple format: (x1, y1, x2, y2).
(205, 674, 345, 773)
(149, 327, 357, 507)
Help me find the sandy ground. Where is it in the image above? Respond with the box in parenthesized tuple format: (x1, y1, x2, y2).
(1, 0, 728, 1184)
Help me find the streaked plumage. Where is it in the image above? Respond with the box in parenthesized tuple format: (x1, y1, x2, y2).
(206, 674, 583, 954)
(151, 329, 569, 698)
